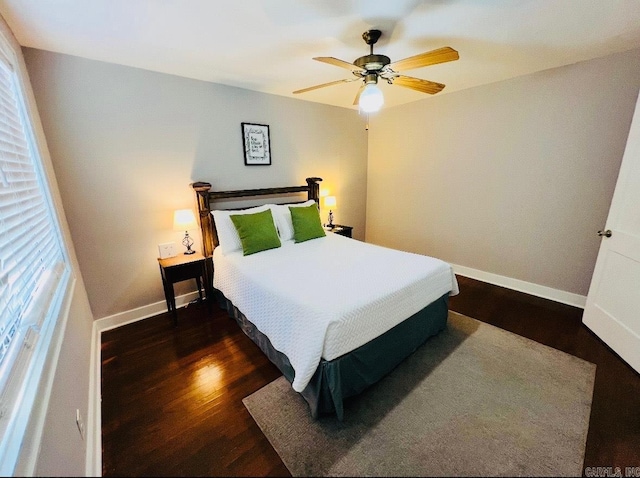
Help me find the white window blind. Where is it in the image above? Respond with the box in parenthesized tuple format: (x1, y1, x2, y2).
(0, 31, 70, 474)
(0, 57, 61, 356)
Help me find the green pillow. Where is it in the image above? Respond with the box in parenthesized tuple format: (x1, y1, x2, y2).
(230, 209, 281, 255)
(289, 203, 326, 243)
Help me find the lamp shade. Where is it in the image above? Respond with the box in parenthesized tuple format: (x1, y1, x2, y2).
(173, 209, 197, 231)
(359, 84, 384, 113)
(323, 195, 336, 208)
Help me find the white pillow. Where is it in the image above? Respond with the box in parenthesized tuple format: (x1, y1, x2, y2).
(272, 200, 318, 242)
(212, 204, 273, 254)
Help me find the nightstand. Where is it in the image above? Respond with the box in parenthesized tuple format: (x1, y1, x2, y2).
(158, 253, 210, 326)
(326, 224, 353, 238)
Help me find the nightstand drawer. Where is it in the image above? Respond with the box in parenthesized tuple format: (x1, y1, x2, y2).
(162, 260, 203, 282)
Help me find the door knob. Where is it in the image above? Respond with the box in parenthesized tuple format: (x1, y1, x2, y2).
(597, 229, 612, 238)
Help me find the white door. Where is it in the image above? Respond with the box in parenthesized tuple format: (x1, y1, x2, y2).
(582, 90, 640, 373)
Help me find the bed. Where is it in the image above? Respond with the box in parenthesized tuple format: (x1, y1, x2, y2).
(192, 178, 459, 420)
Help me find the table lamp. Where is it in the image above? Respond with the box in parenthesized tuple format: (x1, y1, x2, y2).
(173, 209, 197, 254)
(323, 195, 336, 228)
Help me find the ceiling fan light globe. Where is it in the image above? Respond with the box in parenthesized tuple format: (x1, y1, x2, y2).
(359, 84, 384, 113)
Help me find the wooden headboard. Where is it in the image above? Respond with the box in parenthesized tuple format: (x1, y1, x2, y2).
(191, 177, 322, 258)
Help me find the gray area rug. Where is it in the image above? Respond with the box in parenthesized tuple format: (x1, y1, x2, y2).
(243, 311, 596, 477)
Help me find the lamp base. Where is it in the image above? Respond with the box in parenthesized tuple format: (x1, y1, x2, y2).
(327, 210, 334, 228)
(182, 232, 195, 255)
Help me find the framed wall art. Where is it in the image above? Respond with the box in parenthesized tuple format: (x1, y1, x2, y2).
(241, 122, 271, 166)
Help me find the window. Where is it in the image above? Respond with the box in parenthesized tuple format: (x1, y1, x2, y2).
(0, 31, 70, 474)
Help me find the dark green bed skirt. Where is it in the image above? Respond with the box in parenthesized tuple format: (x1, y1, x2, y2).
(216, 290, 450, 420)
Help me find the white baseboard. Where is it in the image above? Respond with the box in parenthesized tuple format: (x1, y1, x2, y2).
(86, 290, 202, 477)
(451, 263, 587, 309)
(95, 291, 202, 333)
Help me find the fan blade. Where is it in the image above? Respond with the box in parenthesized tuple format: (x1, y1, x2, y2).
(353, 84, 365, 106)
(314, 57, 365, 72)
(388, 46, 459, 72)
(393, 75, 446, 95)
(293, 77, 359, 95)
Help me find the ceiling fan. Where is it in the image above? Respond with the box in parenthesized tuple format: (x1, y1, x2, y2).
(293, 29, 459, 113)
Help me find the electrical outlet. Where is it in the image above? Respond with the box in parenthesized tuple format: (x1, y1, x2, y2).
(76, 408, 85, 440)
(158, 242, 177, 259)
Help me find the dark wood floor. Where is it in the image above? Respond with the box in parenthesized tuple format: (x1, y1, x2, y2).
(101, 276, 640, 476)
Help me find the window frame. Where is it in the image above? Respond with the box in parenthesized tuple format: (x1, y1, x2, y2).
(0, 24, 73, 476)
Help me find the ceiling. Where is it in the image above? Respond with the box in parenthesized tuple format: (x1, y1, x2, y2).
(1, 0, 640, 110)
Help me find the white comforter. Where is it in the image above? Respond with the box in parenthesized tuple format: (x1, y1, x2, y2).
(213, 233, 459, 392)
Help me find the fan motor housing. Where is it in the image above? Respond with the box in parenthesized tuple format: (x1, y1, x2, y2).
(354, 54, 390, 72)
(364, 73, 378, 85)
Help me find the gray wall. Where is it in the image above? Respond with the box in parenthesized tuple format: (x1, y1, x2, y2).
(32, 290, 94, 476)
(366, 48, 640, 296)
(23, 48, 369, 320)
(24, 46, 640, 317)
(17, 41, 640, 475)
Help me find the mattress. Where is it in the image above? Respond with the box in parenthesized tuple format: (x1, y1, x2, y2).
(213, 233, 459, 392)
